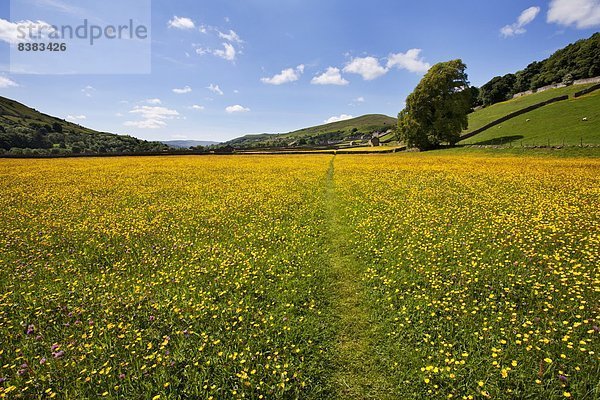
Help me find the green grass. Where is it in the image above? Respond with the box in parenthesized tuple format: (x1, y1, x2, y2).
(433, 146, 600, 158)
(464, 84, 598, 134)
(0, 96, 99, 136)
(461, 90, 600, 146)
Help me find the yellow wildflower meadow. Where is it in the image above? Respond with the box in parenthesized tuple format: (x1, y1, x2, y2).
(0, 152, 598, 399)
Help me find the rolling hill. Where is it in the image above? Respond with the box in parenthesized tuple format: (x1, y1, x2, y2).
(460, 88, 600, 146)
(463, 83, 599, 136)
(0, 96, 168, 155)
(226, 114, 397, 148)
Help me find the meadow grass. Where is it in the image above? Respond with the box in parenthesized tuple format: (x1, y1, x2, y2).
(461, 91, 600, 146)
(0, 152, 598, 399)
(464, 84, 598, 134)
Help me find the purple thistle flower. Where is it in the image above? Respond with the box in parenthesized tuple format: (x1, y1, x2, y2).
(119, 373, 126, 380)
(26, 324, 35, 335)
(558, 374, 568, 383)
(51, 344, 60, 351)
(40, 357, 47, 365)
(0, 377, 6, 383)
(593, 325, 600, 333)
(149, 315, 156, 321)
(52, 350, 64, 359)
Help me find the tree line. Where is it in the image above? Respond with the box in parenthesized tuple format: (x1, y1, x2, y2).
(475, 33, 599, 107)
(0, 122, 168, 155)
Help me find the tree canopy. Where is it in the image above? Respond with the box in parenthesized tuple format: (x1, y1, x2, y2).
(397, 59, 471, 150)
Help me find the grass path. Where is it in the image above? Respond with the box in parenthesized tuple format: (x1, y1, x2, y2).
(324, 157, 393, 399)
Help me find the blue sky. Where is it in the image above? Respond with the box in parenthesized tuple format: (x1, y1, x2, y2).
(0, 0, 599, 142)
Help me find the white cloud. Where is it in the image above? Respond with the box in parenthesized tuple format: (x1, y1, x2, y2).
(191, 105, 205, 110)
(355, 96, 365, 103)
(343, 57, 388, 80)
(387, 49, 431, 73)
(547, 0, 600, 28)
(81, 85, 95, 97)
(500, 6, 541, 37)
(225, 105, 250, 113)
(146, 98, 162, 105)
(124, 106, 179, 129)
(261, 65, 305, 85)
(173, 86, 192, 94)
(0, 18, 54, 44)
(168, 16, 195, 30)
(213, 43, 236, 61)
(66, 115, 86, 121)
(0, 76, 18, 88)
(311, 67, 349, 86)
(207, 84, 224, 95)
(218, 29, 243, 43)
(324, 114, 354, 123)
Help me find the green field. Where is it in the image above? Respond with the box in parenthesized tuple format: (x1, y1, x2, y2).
(1, 152, 598, 399)
(461, 90, 600, 146)
(463, 84, 598, 135)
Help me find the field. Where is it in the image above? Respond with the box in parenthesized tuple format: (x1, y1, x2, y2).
(461, 90, 600, 146)
(0, 153, 599, 399)
(463, 84, 598, 135)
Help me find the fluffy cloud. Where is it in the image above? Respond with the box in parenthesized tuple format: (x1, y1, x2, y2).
(172, 86, 192, 94)
(387, 49, 431, 73)
(146, 98, 162, 105)
(547, 0, 600, 28)
(191, 105, 205, 110)
(324, 114, 354, 123)
(66, 115, 86, 121)
(261, 65, 305, 85)
(343, 57, 388, 80)
(207, 84, 224, 95)
(0, 18, 54, 44)
(124, 106, 179, 129)
(500, 6, 541, 37)
(218, 29, 243, 43)
(354, 96, 365, 103)
(0, 76, 18, 88)
(311, 67, 349, 86)
(225, 105, 250, 113)
(168, 16, 195, 30)
(213, 43, 237, 61)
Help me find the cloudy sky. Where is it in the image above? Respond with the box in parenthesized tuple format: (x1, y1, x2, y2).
(0, 0, 599, 142)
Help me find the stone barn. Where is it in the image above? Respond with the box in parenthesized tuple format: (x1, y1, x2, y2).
(369, 136, 380, 147)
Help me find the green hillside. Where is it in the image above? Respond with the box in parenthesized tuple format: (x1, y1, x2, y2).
(226, 114, 396, 148)
(461, 89, 600, 146)
(464, 83, 597, 135)
(0, 96, 167, 155)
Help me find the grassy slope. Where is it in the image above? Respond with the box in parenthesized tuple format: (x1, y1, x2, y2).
(461, 90, 600, 146)
(284, 114, 396, 138)
(463, 83, 597, 134)
(227, 114, 396, 146)
(0, 96, 100, 136)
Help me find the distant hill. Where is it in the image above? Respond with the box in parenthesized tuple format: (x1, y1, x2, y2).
(162, 140, 220, 148)
(0, 96, 168, 155)
(226, 114, 397, 148)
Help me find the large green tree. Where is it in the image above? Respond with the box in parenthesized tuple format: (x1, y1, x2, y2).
(397, 59, 471, 150)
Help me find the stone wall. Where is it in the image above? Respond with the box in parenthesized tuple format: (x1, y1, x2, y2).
(511, 76, 600, 99)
